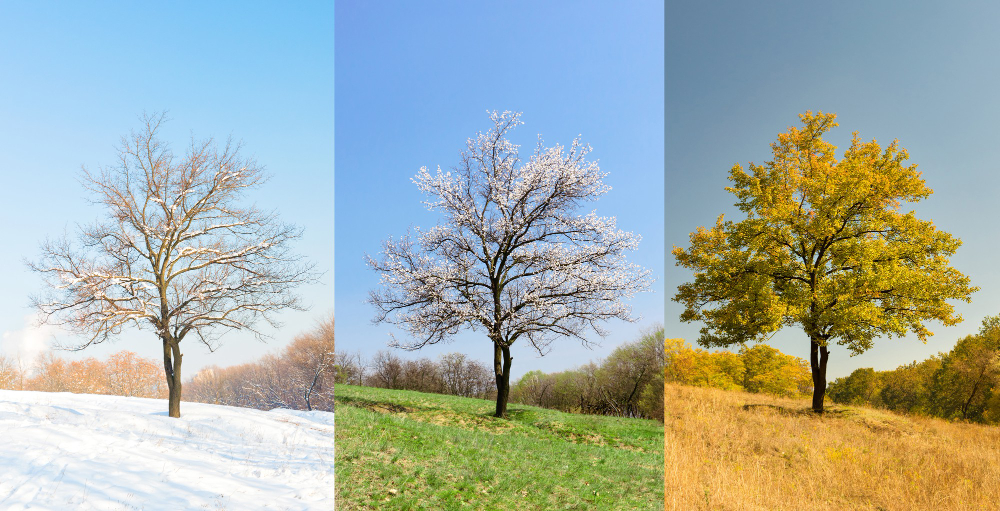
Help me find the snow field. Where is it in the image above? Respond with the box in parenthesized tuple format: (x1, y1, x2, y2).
(0, 390, 334, 510)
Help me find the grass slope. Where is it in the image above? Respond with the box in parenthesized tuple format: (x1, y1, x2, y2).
(664, 383, 1000, 510)
(334, 384, 664, 510)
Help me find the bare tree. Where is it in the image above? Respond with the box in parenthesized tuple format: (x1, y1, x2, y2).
(370, 350, 403, 389)
(368, 111, 652, 417)
(284, 314, 335, 411)
(29, 113, 315, 417)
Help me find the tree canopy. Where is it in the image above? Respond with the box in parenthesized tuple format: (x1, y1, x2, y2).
(30, 113, 315, 417)
(673, 111, 976, 412)
(368, 110, 652, 417)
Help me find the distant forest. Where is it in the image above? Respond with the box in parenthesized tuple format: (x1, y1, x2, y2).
(335, 328, 665, 422)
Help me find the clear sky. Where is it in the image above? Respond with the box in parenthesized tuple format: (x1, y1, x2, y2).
(0, 3, 334, 377)
(335, 1, 665, 381)
(667, 1, 1000, 379)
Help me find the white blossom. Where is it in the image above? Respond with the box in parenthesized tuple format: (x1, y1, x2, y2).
(369, 111, 653, 356)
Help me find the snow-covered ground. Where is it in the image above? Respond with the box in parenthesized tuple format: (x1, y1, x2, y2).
(0, 390, 334, 510)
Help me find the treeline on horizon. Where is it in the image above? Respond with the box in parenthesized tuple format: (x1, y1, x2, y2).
(827, 315, 1000, 424)
(0, 350, 166, 397)
(0, 315, 336, 413)
(334, 327, 665, 421)
(663, 338, 813, 398)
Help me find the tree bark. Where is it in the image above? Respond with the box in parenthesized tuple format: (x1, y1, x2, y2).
(162, 337, 183, 418)
(493, 342, 513, 418)
(810, 338, 830, 413)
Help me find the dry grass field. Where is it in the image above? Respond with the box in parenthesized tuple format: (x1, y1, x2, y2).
(664, 383, 1000, 510)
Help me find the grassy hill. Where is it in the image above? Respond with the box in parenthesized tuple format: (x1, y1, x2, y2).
(663, 383, 1000, 510)
(334, 384, 664, 510)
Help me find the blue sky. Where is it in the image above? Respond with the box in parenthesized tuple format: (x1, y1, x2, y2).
(667, 1, 1000, 379)
(335, 1, 665, 381)
(0, 3, 333, 377)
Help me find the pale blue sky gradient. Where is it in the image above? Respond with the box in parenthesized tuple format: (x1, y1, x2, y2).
(668, 1, 1000, 379)
(0, 3, 333, 377)
(335, 1, 665, 381)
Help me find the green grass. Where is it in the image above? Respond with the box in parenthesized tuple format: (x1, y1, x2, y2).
(334, 384, 664, 510)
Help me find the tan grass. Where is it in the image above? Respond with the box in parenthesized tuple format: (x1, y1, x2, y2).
(664, 383, 1000, 510)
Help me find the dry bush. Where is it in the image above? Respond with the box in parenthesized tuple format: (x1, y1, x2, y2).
(664, 383, 1000, 510)
(0, 355, 26, 390)
(16, 350, 165, 398)
(26, 353, 73, 392)
(184, 313, 335, 412)
(104, 351, 166, 398)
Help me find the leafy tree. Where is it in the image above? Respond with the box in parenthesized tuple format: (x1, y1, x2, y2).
(30, 113, 315, 417)
(739, 344, 811, 397)
(879, 357, 942, 414)
(368, 111, 652, 417)
(931, 316, 1000, 421)
(673, 111, 976, 412)
(664, 339, 744, 391)
(827, 367, 883, 406)
(593, 327, 664, 417)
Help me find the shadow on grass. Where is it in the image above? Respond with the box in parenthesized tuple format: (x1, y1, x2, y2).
(740, 403, 851, 418)
(336, 395, 415, 414)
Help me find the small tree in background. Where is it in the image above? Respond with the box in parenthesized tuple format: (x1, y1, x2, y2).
(368, 111, 652, 418)
(30, 113, 315, 417)
(283, 314, 335, 411)
(930, 316, 1000, 421)
(828, 367, 883, 406)
(739, 344, 811, 398)
(674, 111, 976, 413)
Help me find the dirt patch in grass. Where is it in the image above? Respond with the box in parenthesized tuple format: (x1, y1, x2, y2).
(416, 410, 517, 434)
(341, 397, 414, 415)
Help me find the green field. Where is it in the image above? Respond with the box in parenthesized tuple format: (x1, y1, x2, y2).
(334, 384, 664, 510)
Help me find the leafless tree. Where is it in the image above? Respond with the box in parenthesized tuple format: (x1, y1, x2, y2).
(283, 314, 335, 410)
(0, 355, 26, 391)
(370, 350, 403, 389)
(29, 113, 316, 417)
(334, 349, 368, 386)
(368, 111, 652, 417)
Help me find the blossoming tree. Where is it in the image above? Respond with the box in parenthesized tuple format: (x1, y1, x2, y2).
(367, 111, 652, 418)
(30, 113, 316, 418)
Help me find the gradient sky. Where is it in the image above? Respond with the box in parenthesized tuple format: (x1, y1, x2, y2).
(0, 3, 333, 378)
(335, 1, 665, 381)
(667, 1, 1000, 379)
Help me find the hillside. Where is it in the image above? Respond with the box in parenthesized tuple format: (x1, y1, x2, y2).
(0, 390, 334, 510)
(334, 384, 664, 510)
(663, 383, 1000, 510)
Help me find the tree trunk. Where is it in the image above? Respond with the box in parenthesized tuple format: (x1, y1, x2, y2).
(493, 342, 513, 418)
(162, 337, 183, 418)
(809, 338, 830, 413)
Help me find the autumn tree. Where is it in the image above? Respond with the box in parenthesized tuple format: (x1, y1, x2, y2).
(879, 357, 942, 414)
(30, 113, 315, 417)
(368, 111, 652, 417)
(827, 367, 884, 406)
(739, 344, 811, 398)
(674, 111, 976, 412)
(930, 316, 1000, 421)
